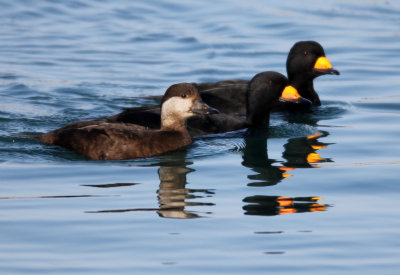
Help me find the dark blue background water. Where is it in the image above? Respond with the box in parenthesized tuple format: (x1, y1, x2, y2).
(1, 0, 400, 274)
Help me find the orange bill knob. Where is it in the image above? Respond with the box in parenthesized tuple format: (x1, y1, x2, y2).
(314, 56, 333, 70)
(281, 85, 301, 100)
(313, 56, 340, 75)
(279, 85, 312, 106)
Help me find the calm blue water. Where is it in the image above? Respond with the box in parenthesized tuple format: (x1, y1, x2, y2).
(1, 0, 400, 274)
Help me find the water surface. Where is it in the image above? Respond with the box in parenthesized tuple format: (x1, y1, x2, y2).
(1, 0, 400, 274)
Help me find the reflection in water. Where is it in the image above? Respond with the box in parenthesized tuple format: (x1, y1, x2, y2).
(282, 131, 334, 169)
(0, 195, 108, 200)
(243, 195, 327, 216)
(241, 128, 331, 216)
(85, 129, 333, 218)
(82, 183, 139, 188)
(241, 128, 285, 187)
(156, 161, 215, 219)
(241, 129, 333, 186)
(86, 150, 215, 219)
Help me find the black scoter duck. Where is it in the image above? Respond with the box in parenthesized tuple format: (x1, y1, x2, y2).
(33, 83, 217, 160)
(141, 40, 339, 114)
(106, 71, 311, 137)
(284, 40, 339, 106)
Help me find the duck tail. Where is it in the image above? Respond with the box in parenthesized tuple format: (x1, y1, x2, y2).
(15, 133, 54, 144)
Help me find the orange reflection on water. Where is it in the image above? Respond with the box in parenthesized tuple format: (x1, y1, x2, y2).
(279, 167, 295, 171)
(279, 167, 295, 178)
(307, 132, 323, 140)
(243, 195, 328, 216)
(312, 144, 328, 150)
(307, 152, 324, 163)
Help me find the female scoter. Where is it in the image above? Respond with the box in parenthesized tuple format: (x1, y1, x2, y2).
(33, 83, 217, 160)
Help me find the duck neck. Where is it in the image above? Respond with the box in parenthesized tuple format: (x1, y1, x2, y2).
(159, 116, 192, 150)
(160, 103, 190, 132)
(245, 87, 273, 127)
(160, 117, 188, 132)
(246, 109, 271, 128)
(290, 77, 321, 106)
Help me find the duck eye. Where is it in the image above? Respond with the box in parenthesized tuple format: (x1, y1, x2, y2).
(181, 93, 187, 98)
(303, 51, 308, 56)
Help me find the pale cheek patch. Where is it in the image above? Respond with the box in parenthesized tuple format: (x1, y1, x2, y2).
(161, 97, 193, 120)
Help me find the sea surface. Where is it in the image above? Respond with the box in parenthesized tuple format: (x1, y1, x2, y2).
(1, 0, 400, 274)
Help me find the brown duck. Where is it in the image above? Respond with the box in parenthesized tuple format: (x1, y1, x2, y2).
(33, 83, 217, 160)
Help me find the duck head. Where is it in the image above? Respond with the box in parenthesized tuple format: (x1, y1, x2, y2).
(160, 83, 218, 130)
(246, 71, 311, 127)
(287, 41, 340, 81)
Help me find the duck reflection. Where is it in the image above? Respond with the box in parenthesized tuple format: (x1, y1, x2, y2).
(241, 128, 333, 186)
(241, 128, 331, 216)
(243, 195, 327, 216)
(282, 130, 333, 169)
(155, 153, 215, 219)
(85, 150, 215, 219)
(85, 127, 332, 218)
(241, 128, 285, 187)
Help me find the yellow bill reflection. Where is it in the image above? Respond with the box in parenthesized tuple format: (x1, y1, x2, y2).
(243, 195, 328, 216)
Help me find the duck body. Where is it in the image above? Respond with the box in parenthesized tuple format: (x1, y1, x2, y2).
(194, 80, 249, 114)
(106, 105, 162, 129)
(38, 122, 192, 160)
(185, 113, 247, 137)
(34, 83, 216, 160)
